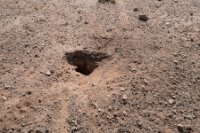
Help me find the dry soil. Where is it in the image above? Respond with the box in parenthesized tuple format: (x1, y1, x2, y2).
(0, 0, 200, 133)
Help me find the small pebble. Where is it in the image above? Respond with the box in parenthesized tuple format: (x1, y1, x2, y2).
(45, 70, 51, 76)
(120, 87, 126, 91)
(122, 94, 128, 100)
(168, 99, 175, 104)
(2, 96, 7, 101)
(4, 85, 14, 90)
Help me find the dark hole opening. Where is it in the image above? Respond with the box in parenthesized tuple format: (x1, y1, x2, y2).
(75, 62, 98, 76)
(65, 50, 109, 75)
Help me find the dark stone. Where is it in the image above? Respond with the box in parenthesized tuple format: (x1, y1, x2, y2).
(139, 15, 149, 22)
(26, 91, 32, 95)
(98, 0, 116, 4)
(134, 8, 139, 12)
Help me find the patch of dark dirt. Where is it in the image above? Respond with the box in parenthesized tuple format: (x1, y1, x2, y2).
(65, 51, 109, 75)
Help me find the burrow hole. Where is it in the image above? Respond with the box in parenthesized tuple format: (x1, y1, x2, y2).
(65, 50, 109, 75)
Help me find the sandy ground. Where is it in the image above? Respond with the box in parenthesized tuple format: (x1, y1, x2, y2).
(0, 0, 200, 132)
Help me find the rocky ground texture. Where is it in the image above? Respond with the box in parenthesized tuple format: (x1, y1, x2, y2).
(0, 0, 200, 133)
